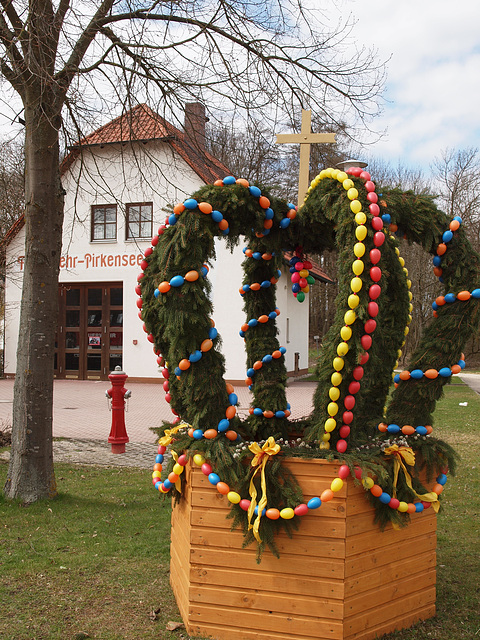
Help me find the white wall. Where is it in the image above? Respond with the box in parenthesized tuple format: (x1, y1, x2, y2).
(4, 140, 310, 381)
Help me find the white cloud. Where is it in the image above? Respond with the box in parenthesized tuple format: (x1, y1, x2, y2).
(344, 0, 480, 169)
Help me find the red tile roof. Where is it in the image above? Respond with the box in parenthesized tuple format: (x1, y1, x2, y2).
(62, 103, 230, 184)
(283, 252, 334, 284)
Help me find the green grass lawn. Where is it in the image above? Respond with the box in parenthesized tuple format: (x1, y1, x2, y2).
(1, 381, 479, 639)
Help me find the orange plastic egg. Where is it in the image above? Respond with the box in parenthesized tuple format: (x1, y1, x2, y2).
(218, 219, 229, 230)
(225, 382, 234, 394)
(258, 196, 270, 209)
(272, 350, 282, 359)
(320, 489, 334, 502)
(250, 282, 261, 291)
(185, 270, 199, 282)
(266, 508, 280, 520)
(253, 361, 263, 370)
(168, 472, 179, 483)
(424, 369, 438, 379)
(200, 339, 213, 352)
(263, 410, 274, 419)
(158, 281, 171, 293)
(399, 370, 411, 381)
(449, 219, 460, 231)
(225, 430, 238, 441)
(216, 482, 230, 495)
(258, 315, 269, 323)
(437, 243, 447, 256)
(401, 425, 415, 435)
(173, 203, 185, 214)
(457, 290, 471, 301)
(371, 484, 383, 497)
(225, 406, 237, 419)
(203, 429, 218, 440)
(178, 359, 190, 371)
(235, 178, 249, 187)
(198, 202, 213, 214)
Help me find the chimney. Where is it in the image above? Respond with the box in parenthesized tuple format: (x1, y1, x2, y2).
(184, 103, 208, 152)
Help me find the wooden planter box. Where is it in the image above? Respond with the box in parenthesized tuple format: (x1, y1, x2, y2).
(170, 458, 436, 640)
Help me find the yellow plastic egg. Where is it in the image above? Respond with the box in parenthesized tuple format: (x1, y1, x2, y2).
(350, 277, 363, 293)
(398, 501, 409, 512)
(322, 432, 331, 441)
(340, 326, 352, 341)
(350, 200, 362, 214)
(355, 225, 367, 241)
(337, 171, 348, 183)
(337, 342, 349, 357)
(354, 242, 365, 258)
(173, 463, 184, 475)
(329, 386, 340, 401)
(331, 372, 342, 386)
(331, 478, 344, 492)
(355, 211, 367, 225)
(227, 491, 241, 504)
(280, 507, 295, 519)
(362, 477, 374, 489)
(348, 294, 359, 309)
(319, 441, 330, 450)
(352, 260, 364, 275)
(347, 187, 359, 200)
(327, 402, 339, 416)
(342, 178, 354, 190)
(325, 417, 337, 432)
(299, 269, 309, 278)
(193, 454, 205, 466)
(344, 310, 356, 325)
(332, 357, 344, 372)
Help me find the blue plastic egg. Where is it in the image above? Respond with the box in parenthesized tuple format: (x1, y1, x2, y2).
(439, 367, 451, 377)
(168, 214, 177, 226)
(416, 426, 428, 436)
(170, 275, 185, 288)
(209, 327, 218, 340)
(265, 208, 274, 220)
(253, 408, 263, 416)
(379, 492, 391, 504)
(189, 350, 202, 363)
(307, 497, 321, 509)
(183, 198, 198, 210)
(228, 393, 238, 405)
(193, 429, 204, 440)
(223, 176, 236, 185)
(410, 369, 424, 380)
(155, 454, 164, 464)
(280, 218, 290, 229)
(208, 473, 220, 485)
(218, 419, 230, 432)
(211, 210, 223, 222)
(248, 186, 262, 198)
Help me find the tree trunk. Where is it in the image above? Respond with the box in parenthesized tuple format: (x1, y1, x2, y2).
(3, 96, 64, 502)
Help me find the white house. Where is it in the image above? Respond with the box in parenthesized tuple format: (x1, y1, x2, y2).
(3, 104, 330, 382)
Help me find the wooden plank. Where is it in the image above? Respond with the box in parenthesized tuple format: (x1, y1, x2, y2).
(190, 527, 346, 559)
(345, 569, 436, 617)
(344, 603, 436, 640)
(345, 551, 436, 595)
(344, 587, 436, 636)
(190, 508, 347, 538)
(190, 545, 346, 579)
(170, 543, 191, 617)
(187, 621, 335, 640)
(345, 516, 436, 556)
(190, 584, 344, 619)
(188, 603, 344, 639)
(345, 533, 436, 577)
(190, 565, 345, 599)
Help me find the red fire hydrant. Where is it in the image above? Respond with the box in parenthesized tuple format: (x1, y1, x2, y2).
(106, 366, 131, 453)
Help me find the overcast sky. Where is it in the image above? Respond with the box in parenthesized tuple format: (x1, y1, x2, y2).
(347, 0, 480, 171)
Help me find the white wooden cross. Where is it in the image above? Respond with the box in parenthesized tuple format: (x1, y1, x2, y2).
(276, 109, 336, 208)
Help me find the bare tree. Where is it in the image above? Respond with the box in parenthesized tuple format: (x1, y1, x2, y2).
(0, 0, 384, 502)
(0, 138, 24, 238)
(432, 148, 480, 364)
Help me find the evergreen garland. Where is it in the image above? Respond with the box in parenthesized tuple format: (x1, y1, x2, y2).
(141, 169, 480, 558)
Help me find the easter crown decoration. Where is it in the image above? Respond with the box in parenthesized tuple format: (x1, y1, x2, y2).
(138, 167, 480, 559)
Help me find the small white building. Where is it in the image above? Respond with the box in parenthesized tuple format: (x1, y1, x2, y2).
(3, 104, 329, 382)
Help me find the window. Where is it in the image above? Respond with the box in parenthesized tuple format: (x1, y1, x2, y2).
(126, 202, 153, 239)
(92, 204, 117, 241)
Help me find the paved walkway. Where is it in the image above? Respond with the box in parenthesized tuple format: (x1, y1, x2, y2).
(0, 373, 478, 469)
(0, 377, 317, 468)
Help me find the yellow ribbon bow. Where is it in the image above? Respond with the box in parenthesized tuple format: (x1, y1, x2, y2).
(247, 437, 281, 542)
(384, 444, 439, 512)
(158, 422, 190, 447)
